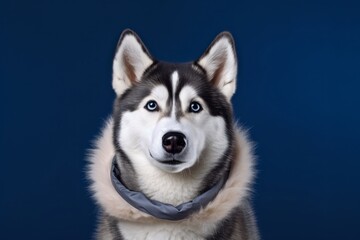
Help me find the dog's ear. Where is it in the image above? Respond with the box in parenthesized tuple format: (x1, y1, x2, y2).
(196, 32, 237, 100)
(112, 29, 154, 96)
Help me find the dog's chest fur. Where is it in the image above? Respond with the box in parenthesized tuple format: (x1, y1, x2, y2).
(117, 221, 215, 240)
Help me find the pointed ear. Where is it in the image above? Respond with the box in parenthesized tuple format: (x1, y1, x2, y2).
(196, 32, 238, 100)
(112, 29, 154, 96)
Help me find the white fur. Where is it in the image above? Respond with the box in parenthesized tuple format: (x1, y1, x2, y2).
(112, 33, 153, 96)
(171, 71, 179, 118)
(198, 36, 237, 100)
(88, 118, 255, 238)
(118, 220, 212, 240)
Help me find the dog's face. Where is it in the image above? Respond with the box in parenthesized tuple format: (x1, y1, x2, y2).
(112, 30, 237, 173)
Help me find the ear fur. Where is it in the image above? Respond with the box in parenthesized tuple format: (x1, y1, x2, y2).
(112, 29, 154, 96)
(196, 32, 238, 100)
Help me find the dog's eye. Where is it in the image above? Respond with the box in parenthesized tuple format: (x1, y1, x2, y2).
(145, 100, 159, 112)
(189, 101, 203, 113)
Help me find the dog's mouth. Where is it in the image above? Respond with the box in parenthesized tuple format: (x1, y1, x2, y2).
(149, 151, 184, 165)
(160, 159, 183, 165)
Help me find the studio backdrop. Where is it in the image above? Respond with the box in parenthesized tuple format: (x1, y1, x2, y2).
(1, 0, 359, 239)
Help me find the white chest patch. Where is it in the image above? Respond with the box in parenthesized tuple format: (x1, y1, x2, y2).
(118, 221, 216, 240)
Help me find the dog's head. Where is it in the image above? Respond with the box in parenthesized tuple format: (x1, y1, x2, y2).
(112, 30, 237, 173)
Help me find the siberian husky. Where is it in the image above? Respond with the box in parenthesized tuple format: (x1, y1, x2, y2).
(88, 29, 259, 239)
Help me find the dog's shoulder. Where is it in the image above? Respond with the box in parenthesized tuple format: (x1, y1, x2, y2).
(206, 199, 260, 240)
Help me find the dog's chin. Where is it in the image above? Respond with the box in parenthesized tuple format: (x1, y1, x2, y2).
(153, 161, 190, 173)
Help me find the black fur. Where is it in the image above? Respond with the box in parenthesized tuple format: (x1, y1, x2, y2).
(96, 213, 125, 240)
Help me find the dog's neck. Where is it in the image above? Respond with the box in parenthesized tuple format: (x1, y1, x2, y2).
(112, 156, 229, 220)
(115, 150, 230, 206)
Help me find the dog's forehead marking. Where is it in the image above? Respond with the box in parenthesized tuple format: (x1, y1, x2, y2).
(171, 71, 179, 96)
(171, 71, 179, 118)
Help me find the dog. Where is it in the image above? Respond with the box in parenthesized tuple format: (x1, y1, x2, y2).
(88, 29, 259, 239)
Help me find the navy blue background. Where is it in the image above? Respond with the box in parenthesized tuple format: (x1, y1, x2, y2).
(1, 0, 360, 239)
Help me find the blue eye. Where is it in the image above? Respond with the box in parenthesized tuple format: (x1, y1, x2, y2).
(145, 100, 159, 112)
(189, 101, 202, 113)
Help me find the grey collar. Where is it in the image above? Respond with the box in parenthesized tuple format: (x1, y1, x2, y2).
(110, 156, 229, 221)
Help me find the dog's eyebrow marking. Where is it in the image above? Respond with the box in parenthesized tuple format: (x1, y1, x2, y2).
(151, 85, 169, 102)
(171, 71, 179, 118)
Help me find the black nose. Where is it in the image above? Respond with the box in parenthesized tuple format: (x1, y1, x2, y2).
(162, 132, 187, 154)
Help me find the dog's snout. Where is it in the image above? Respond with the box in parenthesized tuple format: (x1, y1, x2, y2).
(162, 132, 186, 154)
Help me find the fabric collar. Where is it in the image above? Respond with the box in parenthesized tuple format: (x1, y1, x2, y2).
(110, 156, 229, 221)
